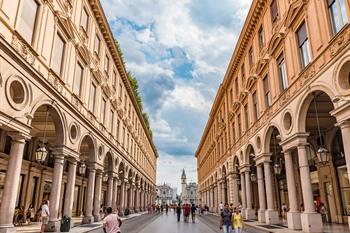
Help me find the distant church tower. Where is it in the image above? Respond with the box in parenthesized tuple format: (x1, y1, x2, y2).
(181, 169, 187, 201)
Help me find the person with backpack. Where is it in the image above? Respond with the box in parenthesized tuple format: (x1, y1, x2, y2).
(190, 204, 196, 223)
(176, 204, 182, 222)
(103, 207, 122, 233)
(220, 203, 232, 233)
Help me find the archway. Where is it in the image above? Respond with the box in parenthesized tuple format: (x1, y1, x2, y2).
(102, 152, 113, 208)
(301, 90, 346, 224)
(74, 135, 95, 217)
(25, 105, 65, 219)
(266, 126, 286, 220)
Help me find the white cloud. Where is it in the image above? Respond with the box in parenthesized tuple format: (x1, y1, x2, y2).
(101, 0, 252, 187)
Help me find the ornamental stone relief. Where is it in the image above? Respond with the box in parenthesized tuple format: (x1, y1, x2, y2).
(11, 35, 35, 66)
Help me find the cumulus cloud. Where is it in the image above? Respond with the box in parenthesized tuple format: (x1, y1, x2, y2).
(101, 0, 251, 192)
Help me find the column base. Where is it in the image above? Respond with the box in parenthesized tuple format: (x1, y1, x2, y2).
(287, 212, 301, 230)
(0, 224, 16, 233)
(245, 208, 256, 220)
(300, 212, 323, 233)
(265, 209, 279, 225)
(93, 215, 101, 222)
(258, 209, 266, 223)
(45, 220, 60, 232)
(82, 216, 94, 224)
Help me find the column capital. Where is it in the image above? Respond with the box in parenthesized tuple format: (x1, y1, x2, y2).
(240, 165, 250, 173)
(255, 153, 272, 165)
(279, 132, 309, 152)
(7, 131, 30, 142)
(51, 145, 79, 158)
(96, 171, 103, 177)
(335, 120, 350, 129)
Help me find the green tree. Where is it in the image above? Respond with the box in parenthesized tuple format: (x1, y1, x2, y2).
(115, 40, 152, 137)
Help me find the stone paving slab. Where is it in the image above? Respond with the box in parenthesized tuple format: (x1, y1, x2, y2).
(137, 212, 218, 233)
(16, 212, 148, 233)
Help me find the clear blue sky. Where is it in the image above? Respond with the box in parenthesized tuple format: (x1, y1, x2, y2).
(101, 0, 252, 192)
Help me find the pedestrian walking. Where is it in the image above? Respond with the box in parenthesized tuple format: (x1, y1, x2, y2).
(176, 204, 182, 222)
(103, 207, 122, 233)
(40, 200, 50, 233)
(232, 209, 243, 233)
(219, 202, 224, 212)
(165, 204, 169, 215)
(183, 204, 190, 222)
(191, 204, 196, 223)
(26, 205, 34, 224)
(220, 203, 232, 233)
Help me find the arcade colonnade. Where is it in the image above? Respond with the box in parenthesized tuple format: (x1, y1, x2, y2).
(0, 0, 158, 232)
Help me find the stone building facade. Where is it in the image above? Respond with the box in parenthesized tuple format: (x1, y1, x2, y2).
(156, 183, 173, 205)
(181, 169, 198, 204)
(0, 0, 157, 232)
(196, 0, 350, 232)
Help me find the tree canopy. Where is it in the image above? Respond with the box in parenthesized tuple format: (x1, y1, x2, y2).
(115, 40, 152, 137)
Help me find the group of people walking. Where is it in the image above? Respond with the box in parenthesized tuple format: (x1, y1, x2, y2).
(219, 203, 243, 233)
(176, 203, 197, 223)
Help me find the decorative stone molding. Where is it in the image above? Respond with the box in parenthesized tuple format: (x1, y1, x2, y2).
(11, 34, 36, 66)
(284, 0, 307, 28)
(75, 43, 91, 64)
(330, 27, 350, 57)
(48, 71, 64, 94)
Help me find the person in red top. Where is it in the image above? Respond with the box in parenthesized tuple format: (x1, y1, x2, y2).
(183, 204, 191, 223)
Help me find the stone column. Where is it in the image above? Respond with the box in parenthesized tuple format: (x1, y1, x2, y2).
(106, 175, 113, 207)
(0, 133, 26, 233)
(119, 181, 125, 213)
(129, 185, 134, 212)
(63, 160, 77, 218)
(245, 170, 255, 219)
(112, 177, 118, 212)
(284, 150, 301, 230)
(140, 189, 144, 210)
(93, 171, 102, 221)
(217, 181, 222, 211)
(257, 164, 266, 223)
(83, 168, 96, 224)
(46, 154, 65, 232)
(231, 173, 239, 207)
(240, 172, 247, 218)
(213, 185, 218, 212)
(264, 161, 279, 224)
(297, 145, 322, 232)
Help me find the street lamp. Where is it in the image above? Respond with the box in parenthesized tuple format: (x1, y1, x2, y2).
(35, 142, 48, 164)
(313, 93, 329, 165)
(274, 163, 282, 175)
(103, 173, 109, 182)
(250, 172, 257, 182)
(79, 162, 86, 175)
(35, 106, 50, 163)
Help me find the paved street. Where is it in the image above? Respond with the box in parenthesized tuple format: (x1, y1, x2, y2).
(92, 211, 249, 233)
